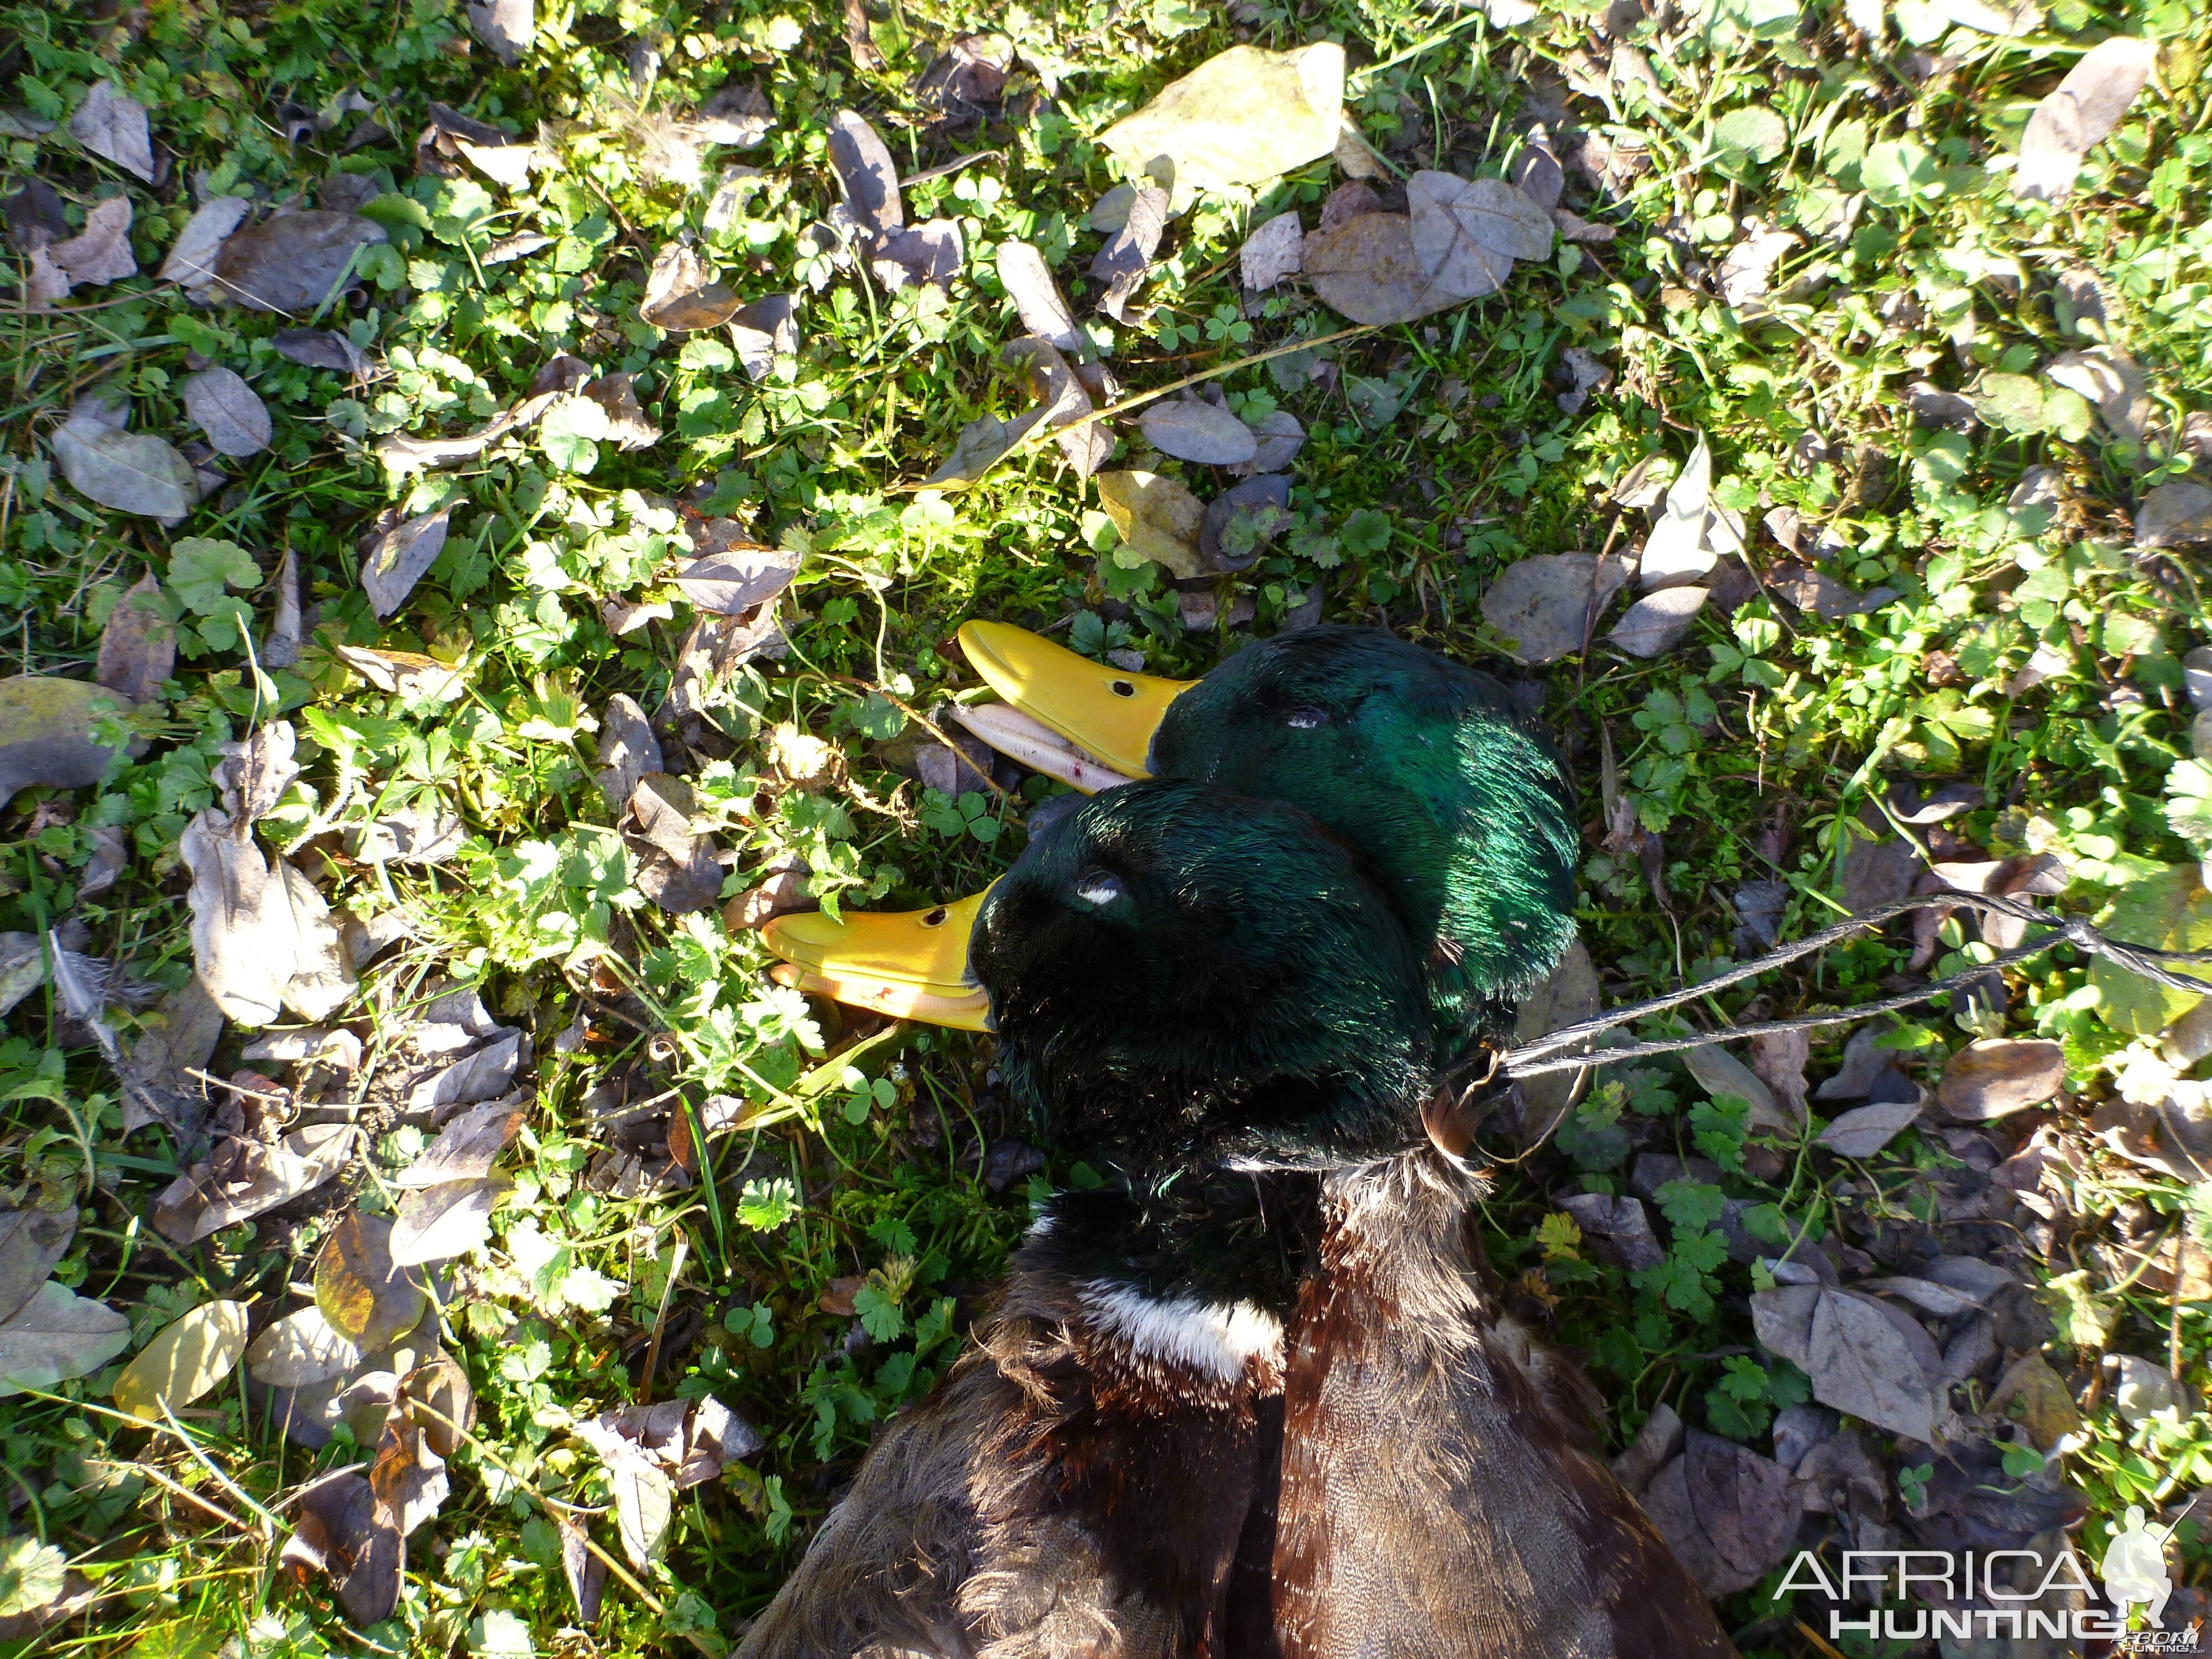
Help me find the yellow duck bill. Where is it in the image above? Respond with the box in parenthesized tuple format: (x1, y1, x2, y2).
(763, 622, 1191, 1032)
(763, 890, 997, 1032)
(951, 619, 1192, 787)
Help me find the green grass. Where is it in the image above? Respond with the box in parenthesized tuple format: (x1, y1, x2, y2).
(0, 0, 2207, 1652)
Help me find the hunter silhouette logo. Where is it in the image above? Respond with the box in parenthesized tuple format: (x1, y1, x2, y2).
(2103, 1506, 2174, 1630)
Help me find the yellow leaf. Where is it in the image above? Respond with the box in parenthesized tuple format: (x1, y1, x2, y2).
(112, 1300, 249, 1423)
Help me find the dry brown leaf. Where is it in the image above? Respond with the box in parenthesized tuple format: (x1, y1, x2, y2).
(210, 211, 387, 313)
(111, 1300, 249, 1423)
(1817, 1098, 1923, 1157)
(149, 1124, 354, 1244)
(1099, 43, 1344, 210)
(50, 396, 199, 521)
(1639, 1431, 1797, 1598)
(2015, 35, 2158, 201)
(316, 1213, 426, 1351)
(1089, 186, 1167, 322)
(638, 242, 741, 331)
(246, 1305, 363, 1389)
(826, 111, 901, 239)
(70, 81, 154, 181)
(1140, 397, 1258, 466)
(1095, 471, 1206, 578)
(2136, 481, 2212, 549)
(180, 368, 272, 457)
(390, 1178, 507, 1266)
(160, 197, 251, 289)
(358, 505, 453, 618)
(468, 0, 534, 64)
(0, 1282, 131, 1397)
(1480, 554, 1629, 663)
(1407, 171, 1551, 300)
(995, 242, 1116, 404)
(0, 1205, 76, 1325)
(48, 196, 137, 288)
(1608, 588, 1709, 658)
(0, 676, 140, 807)
(871, 220, 963, 294)
(1305, 211, 1454, 326)
(1936, 1037, 2064, 1120)
(97, 574, 173, 705)
(281, 1470, 403, 1626)
(669, 540, 801, 616)
(595, 694, 661, 811)
(1239, 210, 1304, 291)
(1004, 337, 1112, 479)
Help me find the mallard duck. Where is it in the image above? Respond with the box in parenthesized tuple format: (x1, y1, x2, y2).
(742, 780, 1736, 1659)
(766, 623, 1579, 1053)
(737, 782, 1427, 1658)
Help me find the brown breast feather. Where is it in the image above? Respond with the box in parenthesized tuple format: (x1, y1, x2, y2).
(1270, 1155, 1739, 1659)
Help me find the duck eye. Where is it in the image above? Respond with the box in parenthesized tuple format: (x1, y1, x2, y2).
(1074, 870, 1124, 906)
(1285, 706, 1329, 730)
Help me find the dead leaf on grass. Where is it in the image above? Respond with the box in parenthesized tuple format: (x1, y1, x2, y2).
(1992, 1352, 2081, 1449)
(332, 646, 465, 701)
(1407, 170, 1553, 301)
(638, 243, 741, 331)
(0, 1281, 132, 1397)
(595, 694, 662, 812)
(0, 1206, 76, 1325)
(581, 373, 660, 451)
(2089, 1087, 2210, 1183)
(729, 294, 800, 380)
(180, 368, 272, 458)
(97, 575, 173, 706)
(281, 1470, 403, 1625)
(2136, 481, 2212, 549)
(48, 196, 137, 288)
(1201, 474, 1292, 572)
(1003, 337, 1111, 478)
(1240, 211, 1304, 291)
(1304, 212, 1451, 326)
(1089, 186, 1166, 322)
(182, 811, 355, 1026)
(1639, 1430, 1797, 1598)
(246, 1305, 363, 1389)
(0, 676, 141, 808)
(573, 1393, 761, 1569)
(358, 505, 453, 618)
(1936, 1037, 2064, 1121)
(50, 395, 199, 521)
(1818, 1098, 1923, 1158)
(1807, 1285, 1945, 1442)
(1638, 433, 1715, 589)
(390, 1177, 508, 1266)
(1235, 410, 1305, 475)
(1718, 228, 1797, 310)
(827, 109, 902, 241)
(1140, 396, 1258, 466)
(210, 211, 388, 313)
(149, 1123, 354, 1245)
(160, 197, 251, 290)
(316, 1213, 427, 1352)
(995, 242, 1117, 404)
(924, 408, 1052, 489)
(1096, 471, 1206, 578)
(1608, 587, 1709, 658)
(2014, 35, 2158, 202)
(1098, 43, 1344, 211)
(871, 220, 963, 294)
(1480, 553, 1629, 664)
(272, 327, 371, 376)
(70, 82, 155, 181)
(468, 0, 534, 65)
(669, 539, 801, 617)
(111, 1299, 249, 1423)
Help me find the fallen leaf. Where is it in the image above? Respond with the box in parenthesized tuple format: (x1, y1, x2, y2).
(1608, 588, 1709, 658)
(2014, 35, 2158, 202)
(1240, 210, 1304, 290)
(826, 109, 902, 239)
(1555, 346, 1612, 416)
(281, 1470, 403, 1626)
(1407, 171, 1552, 301)
(2089, 1088, 2211, 1184)
(96, 574, 173, 706)
(316, 1213, 427, 1352)
(331, 646, 463, 701)
(1089, 186, 1167, 322)
(1936, 1038, 2064, 1120)
(0, 1206, 76, 1325)
(271, 327, 370, 376)
(119, 978, 222, 1137)
(1992, 1352, 2081, 1449)
(112, 1300, 249, 1423)
(4, 181, 66, 253)
(1096, 472, 1206, 578)
(1685, 1041, 1797, 1131)
(50, 395, 199, 520)
(1480, 553, 1629, 663)
(0, 676, 139, 807)
(1303, 212, 1452, 327)
(1099, 43, 1345, 210)
(246, 1305, 363, 1388)
(2136, 481, 2212, 549)
(399, 1101, 524, 1187)
(358, 505, 453, 618)
(1818, 1098, 1923, 1157)
(2104, 1351, 2197, 1426)
(210, 211, 387, 313)
(1767, 561, 1897, 619)
(639, 242, 741, 331)
(995, 241, 1116, 403)
(2048, 347, 2150, 445)
(559, 1517, 607, 1625)
(0, 1281, 131, 1397)
(1871, 1275, 1983, 1317)
(1140, 397, 1258, 466)
(406, 1031, 521, 1113)
(573, 1392, 760, 1567)
(924, 409, 1051, 489)
(182, 813, 355, 1025)
(871, 220, 963, 294)
(1559, 1193, 1663, 1270)
(1639, 434, 1715, 589)
(180, 368, 271, 458)
(729, 294, 799, 380)
(468, 0, 534, 65)
(149, 1123, 354, 1244)
(1201, 474, 1292, 572)
(1718, 229, 1797, 309)
(595, 694, 662, 812)
(670, 541, 801, 616)
(160, 197, 252, 289)
(582, 373, 660, 451)
(1807, 1286, 1944, 1442)
(390, 1178, 508, 1266)
(349, 805, 464, 865)
(1608, 1401, 1683, 1495)
(70, 81, 154, 181)
(48, 196, 136, 287)
(1639, 1431, 1797, 1598)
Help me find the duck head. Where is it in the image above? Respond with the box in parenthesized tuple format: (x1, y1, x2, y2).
(973, 778, 1434, 1177)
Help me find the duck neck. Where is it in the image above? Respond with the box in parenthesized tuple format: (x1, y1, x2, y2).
(1014, 1165, 1322, 1391)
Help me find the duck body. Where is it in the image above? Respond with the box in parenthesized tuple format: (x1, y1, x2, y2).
(1272, 1154, 1735, 1659)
